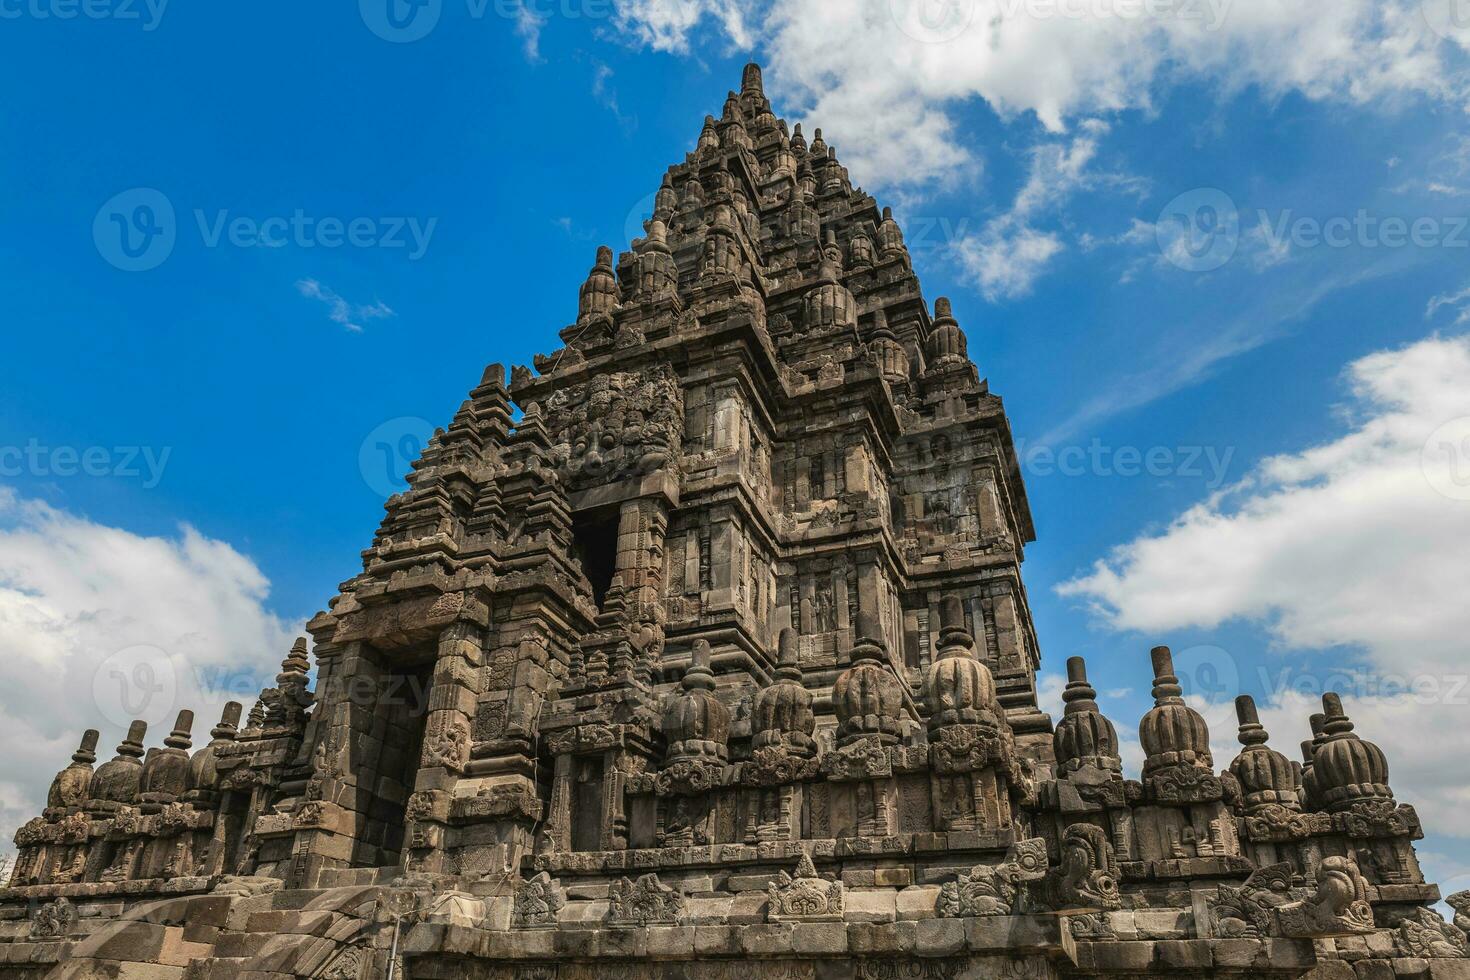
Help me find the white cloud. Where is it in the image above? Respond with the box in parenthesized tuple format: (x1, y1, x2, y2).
(958, 225, 1064, 300)
(0, 489, 297, 855)
(612, 0, 1464, 188)
(1057, 334, 1470, 838)
(295, 279, 395, 334)
(612, 0, 753, 53)
(954, 124, 1115, 299)
(1059, 333, 1470, 672)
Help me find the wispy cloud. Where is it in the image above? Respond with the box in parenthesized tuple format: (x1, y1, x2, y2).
(295, 279, 395, 334)
(1039, 262, 1397, 444)
(1428, 282, 1470, 325)
(955, 121, 1133, 301)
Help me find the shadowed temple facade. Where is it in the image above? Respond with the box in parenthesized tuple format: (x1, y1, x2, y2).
(3, 63, 1468, 980)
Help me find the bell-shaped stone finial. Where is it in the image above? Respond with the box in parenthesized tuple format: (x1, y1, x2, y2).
(46, 729, 101, 810)
(1229, 695, 1300, 813)
(803, 233, 857, 335)
(211, 702, 242, 741)
(877, 206, 906, 260)
(833, 611, 904, 746)
(192, 702, 243, 794)
(662, 640, 731, 765)
(868, 307, 910, 384)
(1138, 645, 1212, 777)
(634, 219, 679, 302)
(654, 173, 677, 219)
(1053, 656, 1122, 775)
(1313, 692, 1393, 811)
(139, 709, 196, 806)
(697, 114, 720, 152)
(88, 720, 148, 811)
(579, 244, 620, 322)
(923, 595, 999, 733)
(753, 628, 816, 757)
(926, 296, 969, 371)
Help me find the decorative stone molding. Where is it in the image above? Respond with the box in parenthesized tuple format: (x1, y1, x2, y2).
(606, 874, 684, 926)
(28, 897, 76, 940)
(514, 872, 566, 927)
(1394, 907, 1469, 958)
(1276, 857, 1375, 939)
(766, 853, 843, 921)
(1055, 824, 1121, 912)
(937, 838, 1048, 917)
(1211, 857, 1374, 939)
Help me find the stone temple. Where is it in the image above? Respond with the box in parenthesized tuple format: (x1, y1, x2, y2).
(3, 62, 1467, 980)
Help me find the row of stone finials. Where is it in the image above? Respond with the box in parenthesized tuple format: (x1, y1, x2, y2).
(22, 598, 1398, 828)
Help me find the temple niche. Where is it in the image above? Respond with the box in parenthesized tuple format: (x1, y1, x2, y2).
(1, 61, 1466, 980)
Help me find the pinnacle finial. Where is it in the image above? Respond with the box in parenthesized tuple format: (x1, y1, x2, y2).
(164, 709, 194, 750)
(1062, 656, 1101, 712)
(72, 729, 100, 766)
(1150, 645, 1183, 703)
(851, 610, 887, 664)
(1235, 695, 1269, 747)
(684, 639, 716, 691)
(212, 702, 243, 741)
(118, 720, 147, 760)
(936, 595, 974, 660)
(776, 627, 801, 680)
(741, 62, 764, 96)
(1322, 692, 1355, 737)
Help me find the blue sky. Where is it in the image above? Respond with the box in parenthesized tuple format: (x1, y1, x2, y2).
(3, 0, 1470, 893)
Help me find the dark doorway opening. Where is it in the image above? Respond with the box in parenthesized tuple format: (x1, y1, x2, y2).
(348, 649, 434, 867)
(571, 510, 619, 608)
